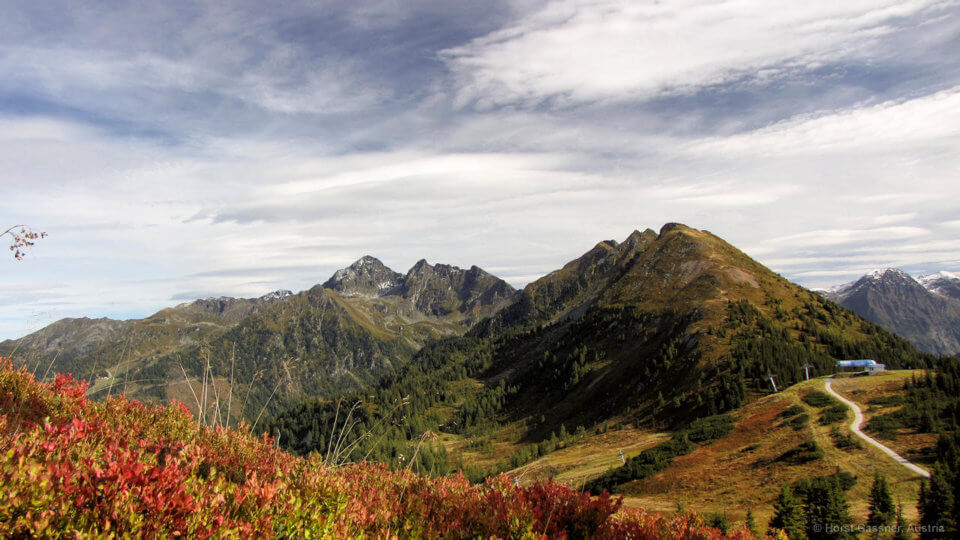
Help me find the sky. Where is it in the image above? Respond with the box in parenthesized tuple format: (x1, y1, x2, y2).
(1, 0, 959, 339)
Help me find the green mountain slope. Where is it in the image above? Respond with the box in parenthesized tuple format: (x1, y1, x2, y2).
(267, 223, 934, 477)
(464, 224, 930, 435)
(0, 292, 287, 383)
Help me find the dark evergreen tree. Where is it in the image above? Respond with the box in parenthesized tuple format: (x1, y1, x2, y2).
(918, 465, 956, 536)
(867, 473, 895, 528)
(769, 483, 806, 539)
(706, 512, 729, 535)
(804, 476, 854, 540)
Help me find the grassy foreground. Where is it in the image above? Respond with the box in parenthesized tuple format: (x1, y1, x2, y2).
(0, 359, 759, 538)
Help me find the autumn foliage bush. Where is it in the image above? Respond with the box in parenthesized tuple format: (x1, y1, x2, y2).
(0, 359, 753, 538)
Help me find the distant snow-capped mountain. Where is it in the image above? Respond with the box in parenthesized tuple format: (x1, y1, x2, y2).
(819, 268, 960, 356)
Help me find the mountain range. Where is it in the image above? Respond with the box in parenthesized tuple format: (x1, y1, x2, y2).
(3, 224, 939, 449)
(267, 224, 931, 482)
(819, 269, 960, 356)
(1, 257, 515, 423)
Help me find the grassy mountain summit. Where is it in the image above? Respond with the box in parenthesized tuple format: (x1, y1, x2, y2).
(473, 224, 926, 430)
(1, 316, 133, 370)
(490, 225, 915, 397)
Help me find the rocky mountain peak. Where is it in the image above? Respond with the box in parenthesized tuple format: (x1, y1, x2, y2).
(322, 256, 403, 297)
(920, 270, 959, 281)
(619, 228, 658, 255)
(866, 267, 914, 282)
(321, 256, 515, 320)
(825, 268, 916, 297)
(845, 268, 923, 296)
(918, 271, 960, 300)
(399, 260, 516, 319)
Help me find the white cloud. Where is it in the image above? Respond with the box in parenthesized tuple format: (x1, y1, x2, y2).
(871, 213, 919, 225)
(685, 88, 960, 158)
(271, 152, 581, 195)
(442, 0, 950, 106)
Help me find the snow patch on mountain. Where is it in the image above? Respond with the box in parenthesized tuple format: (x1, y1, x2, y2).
(918, 270, 959, 286)
(918, 271, 960, 297)
(867, 267, 915, 281)
(820, 268, 918, 297)
(260, 290, 293, 301)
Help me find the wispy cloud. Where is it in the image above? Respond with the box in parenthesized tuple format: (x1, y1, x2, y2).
(442, 0, 956, 107)
(763, 227, 931, 249)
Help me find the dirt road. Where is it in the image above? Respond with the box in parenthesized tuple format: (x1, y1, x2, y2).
(824, 379, 930, 478)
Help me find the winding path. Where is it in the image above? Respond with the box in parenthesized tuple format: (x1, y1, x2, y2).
(824, 379, 930, 478)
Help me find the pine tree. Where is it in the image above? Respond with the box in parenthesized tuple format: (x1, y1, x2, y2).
(769, 483, 806, 539)
(804, 477, 854, 539)
(919, 465, 956, 535)
(824, 477, 855, 539)
(745, 507, 759, 538)
(867, 473, 895, 528)
(893, 503, 910, 540)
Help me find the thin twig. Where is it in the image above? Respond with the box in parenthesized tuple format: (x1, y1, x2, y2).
(406, 431, 437, 472)
(250, 375, 284, 435)
(238, 370, 264, 422)
(226, 344, 235, 428)
(208, 363, 223, 428)
(106, 337, 133, 400)
(357, 396, 410, 463)
(200, 347, 209, 427)
(330, 401, 363, 465)
(39, 349, 62, 383)
(325, 399, 343, 464)
(178, 362, 202, 425)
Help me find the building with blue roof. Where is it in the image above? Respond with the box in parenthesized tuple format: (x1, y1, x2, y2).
(836, 359, 885, 375)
